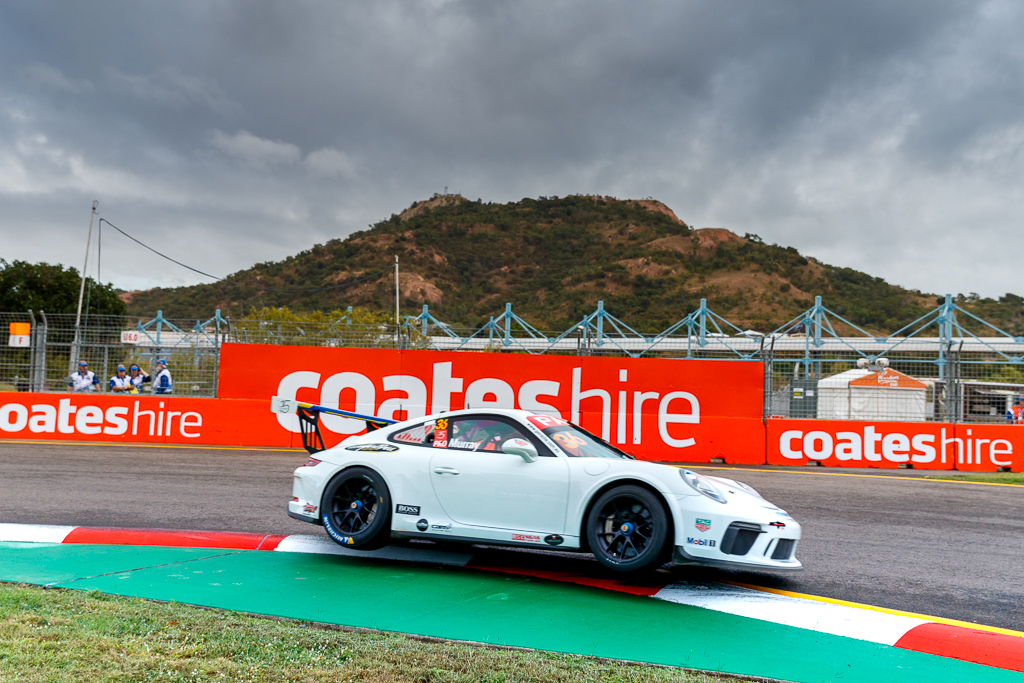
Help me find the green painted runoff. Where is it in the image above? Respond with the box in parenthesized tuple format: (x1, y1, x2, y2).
(0, 542, 1016, 683)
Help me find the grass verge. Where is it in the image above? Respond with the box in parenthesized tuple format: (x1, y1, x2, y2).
(0, 582, 756, 683)
(923, 472, 1024, 485)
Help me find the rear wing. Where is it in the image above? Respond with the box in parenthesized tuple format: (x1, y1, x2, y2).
(270, 397, 397, 455)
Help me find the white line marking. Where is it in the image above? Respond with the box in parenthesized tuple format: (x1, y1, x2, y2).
(273, 535, 474, 566)
(0, 523, 77, 544)
(655, 581, 929, 645)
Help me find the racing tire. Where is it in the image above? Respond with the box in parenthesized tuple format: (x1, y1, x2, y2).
(586, 485, 670, 573)
(320, 467, 392, 550)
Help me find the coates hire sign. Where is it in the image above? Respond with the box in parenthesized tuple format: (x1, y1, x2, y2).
(217, 344, 767, 463)
(766, 419, 1024, 472)
(0, 393, 289, 447)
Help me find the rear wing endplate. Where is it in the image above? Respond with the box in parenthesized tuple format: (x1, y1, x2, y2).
(270, 397, 397, 455)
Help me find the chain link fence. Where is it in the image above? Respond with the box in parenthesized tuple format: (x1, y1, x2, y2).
(3, 302, 1023, 423)
(1, 311, 226, 397)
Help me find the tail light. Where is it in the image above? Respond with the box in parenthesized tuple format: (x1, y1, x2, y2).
(304, 457, 322, 468)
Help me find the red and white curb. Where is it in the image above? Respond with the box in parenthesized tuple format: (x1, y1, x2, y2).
(656, 581, 929, 645)
(2, 523, 1023, 673)
(0, 523, 475, 564)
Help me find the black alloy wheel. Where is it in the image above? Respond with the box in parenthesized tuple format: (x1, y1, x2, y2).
(586, 485, 670, 573)
(320, 467, 392, 550)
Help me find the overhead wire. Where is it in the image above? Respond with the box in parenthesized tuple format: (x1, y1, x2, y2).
(97, 218, 391, 293)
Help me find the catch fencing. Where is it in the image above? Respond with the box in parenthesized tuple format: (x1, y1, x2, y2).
(2, 294, 1023, 424)
(0, 311, 226, 397)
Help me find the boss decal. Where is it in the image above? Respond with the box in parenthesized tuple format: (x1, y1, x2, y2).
(396, 504, 421, 515)
(345, 443, 399, 452)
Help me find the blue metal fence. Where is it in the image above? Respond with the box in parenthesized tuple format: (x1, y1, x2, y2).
(3, 295, 1023, 421)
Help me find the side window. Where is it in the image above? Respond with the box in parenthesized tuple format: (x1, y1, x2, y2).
(448, 418, 528, 452)
(389, 422, 433, 446)
(445, 417, 552, 456)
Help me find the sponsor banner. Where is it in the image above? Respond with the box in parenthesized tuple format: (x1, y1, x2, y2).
(944, 423, 1023, 472)
(219, 344, 766, 463)
(767, 419, 1024, 472)
(0, 392, 294, 448)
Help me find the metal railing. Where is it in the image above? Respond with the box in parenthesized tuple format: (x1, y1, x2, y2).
(1, 310, 227, 397)
(2, 295, 1023, 422)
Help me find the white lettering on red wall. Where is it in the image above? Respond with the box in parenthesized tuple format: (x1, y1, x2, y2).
(0, 399, 202, 438)
(778, 426, 1011, 467)
(273, 363, 701, 449)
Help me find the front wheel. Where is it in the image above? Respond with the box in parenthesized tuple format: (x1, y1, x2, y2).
(321, 467, 392, 550)
(586, 485, 670, 573)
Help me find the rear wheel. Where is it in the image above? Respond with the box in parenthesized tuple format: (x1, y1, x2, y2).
(586, 485, 669, 573)
(320, 467, 392, 550)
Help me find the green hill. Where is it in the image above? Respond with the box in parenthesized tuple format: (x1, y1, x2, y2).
(123, 194, 1024, 335)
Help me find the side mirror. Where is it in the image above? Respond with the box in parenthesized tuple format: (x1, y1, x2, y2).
(501, 437, 538, 463)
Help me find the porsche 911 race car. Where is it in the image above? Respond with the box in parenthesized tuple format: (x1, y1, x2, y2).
(274, 398, 802, 574)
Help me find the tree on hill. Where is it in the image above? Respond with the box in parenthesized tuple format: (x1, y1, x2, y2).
(0, 259, 126, 316)
(231, 306, 399, 346)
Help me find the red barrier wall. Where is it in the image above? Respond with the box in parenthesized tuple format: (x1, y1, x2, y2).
(218, 344, 766, 463)
(0, 392, 295, 448)
(938, 423, 1024, 472)
(767, 419, 1024, 472)
(4, 360, 1022, 472)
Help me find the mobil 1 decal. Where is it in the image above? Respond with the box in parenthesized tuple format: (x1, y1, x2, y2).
(433, 418, 449, 448)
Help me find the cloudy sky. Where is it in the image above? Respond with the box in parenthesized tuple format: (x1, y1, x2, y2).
(1, 1, 1022, 300)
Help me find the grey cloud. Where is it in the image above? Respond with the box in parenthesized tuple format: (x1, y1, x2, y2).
(22, 63, 93, 93)
(104, 67, 235, 114)
(305, 148, 357, 179)
(209, 129, 302, 169)
(1, 0, 1023, 301)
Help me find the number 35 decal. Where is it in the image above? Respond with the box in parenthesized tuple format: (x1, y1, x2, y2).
(433, 418, 450, 448)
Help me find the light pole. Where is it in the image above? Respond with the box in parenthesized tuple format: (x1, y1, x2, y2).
(394, 255, 400, 347)
(71, 201, 98, 370)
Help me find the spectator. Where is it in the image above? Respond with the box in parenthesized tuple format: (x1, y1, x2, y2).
(153, 359, 173, 394)
(1007, 397, 1024, 424)
(127, 363, 150, 394)
(109, 364, 132, 393)
(68, 361, 99, 392)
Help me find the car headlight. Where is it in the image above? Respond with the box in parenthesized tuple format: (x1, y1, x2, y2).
(729, 480, 763, 499)
(679, 469, 727, 504)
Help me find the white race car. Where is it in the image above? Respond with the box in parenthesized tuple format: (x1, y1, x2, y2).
(275, 399, 801, 574)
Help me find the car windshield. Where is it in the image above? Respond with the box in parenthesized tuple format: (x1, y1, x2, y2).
(527, 415, 634, 459)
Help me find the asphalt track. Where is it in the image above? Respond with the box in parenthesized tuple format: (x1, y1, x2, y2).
(1, 439, 1022, 632)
